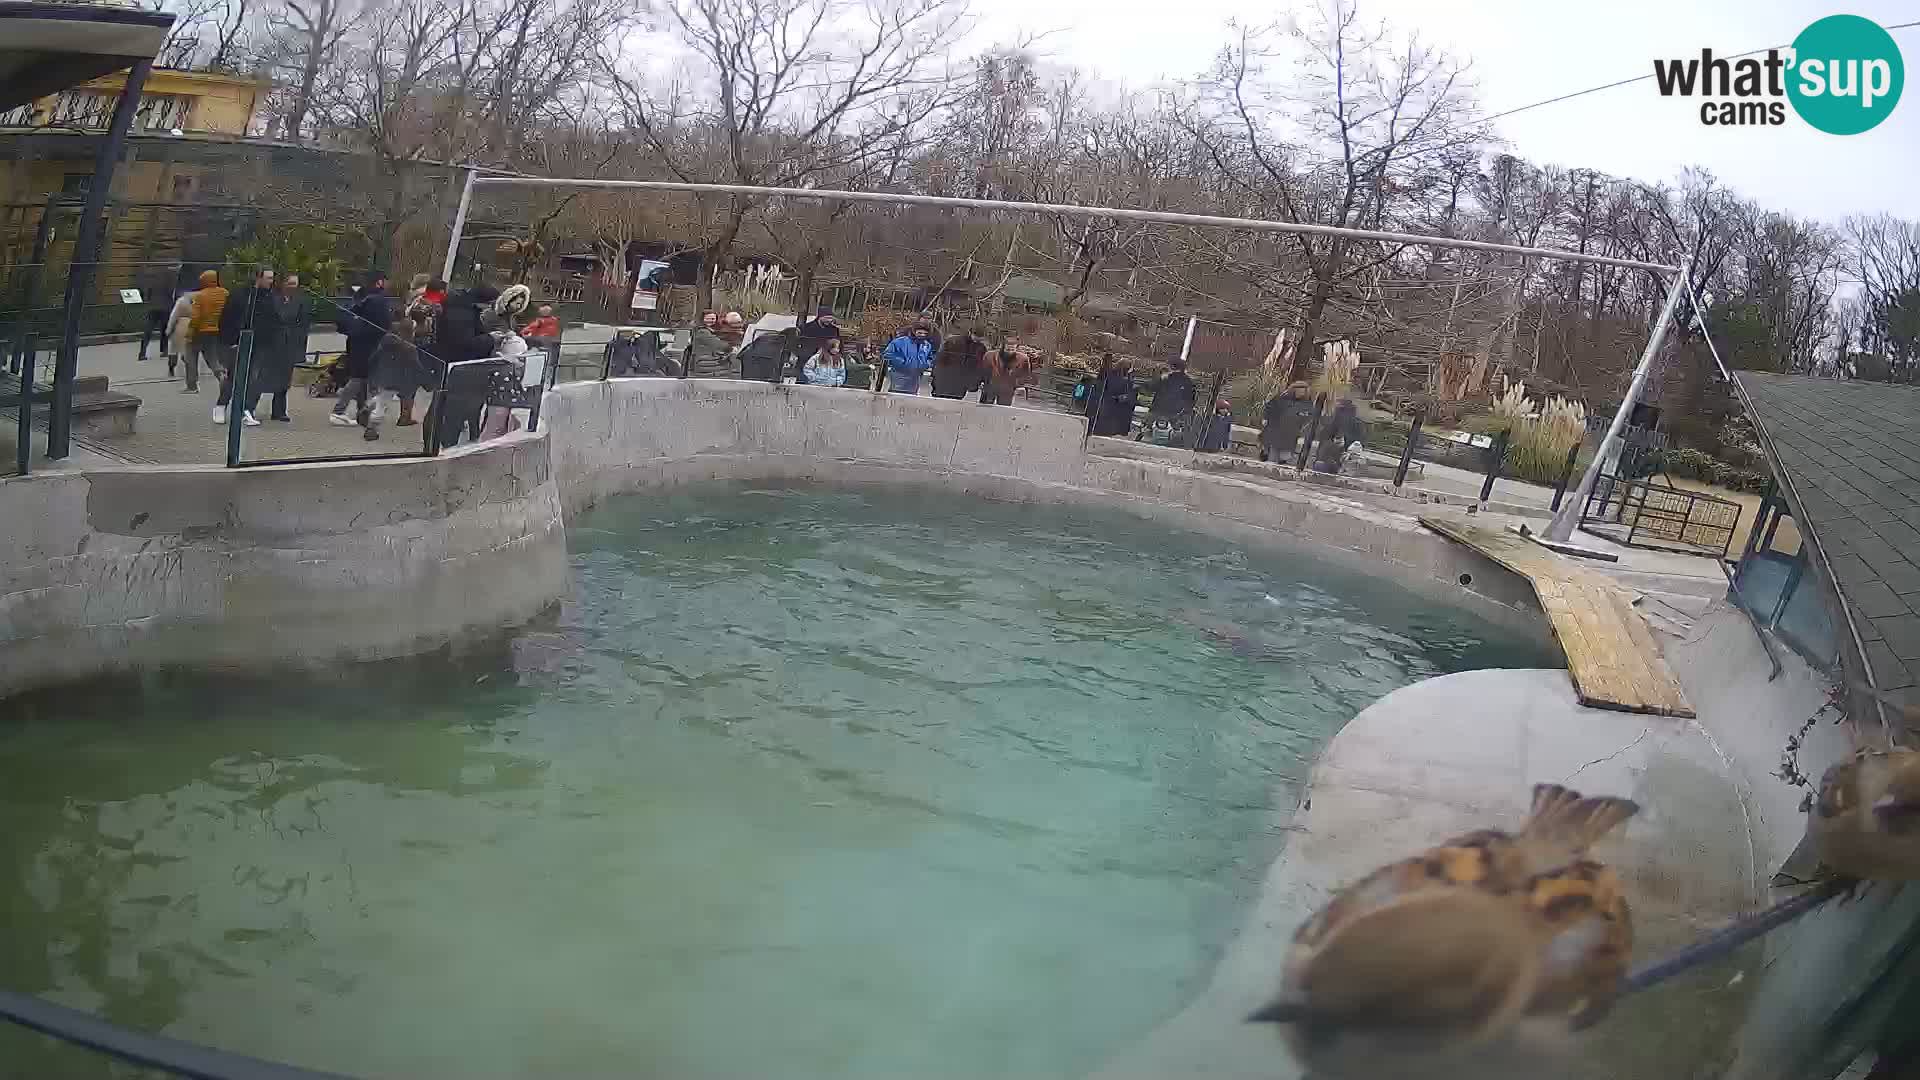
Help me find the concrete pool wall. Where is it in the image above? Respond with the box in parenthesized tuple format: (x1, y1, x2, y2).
(0, 434, 567, 699)
(540, 379, 1548, 631)
(0, 378, 1551, 698)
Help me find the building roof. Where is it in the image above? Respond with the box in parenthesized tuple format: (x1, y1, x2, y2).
(1736, 372, 1920, 699)
(0, 2, 170, 111)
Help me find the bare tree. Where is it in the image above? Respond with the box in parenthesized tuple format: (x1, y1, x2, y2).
(1190, 3, 1480, 378)
(261, 0, 359, 140)
(599, 0, 969, 308)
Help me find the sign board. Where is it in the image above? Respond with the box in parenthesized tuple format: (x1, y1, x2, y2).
(119, 288, 143, 305)
(630, 259, 670, 310)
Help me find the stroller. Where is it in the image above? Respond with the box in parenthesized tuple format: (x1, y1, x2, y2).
(306, 351, 350, 397)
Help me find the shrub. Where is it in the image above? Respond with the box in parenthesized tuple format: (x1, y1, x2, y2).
(1486, 383, 1587, 485)
(1658, 446, 1773, 494)
(1225, 366, 1297, 422)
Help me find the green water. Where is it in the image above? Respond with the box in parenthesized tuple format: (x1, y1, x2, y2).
(0, 486, 1557, 1079)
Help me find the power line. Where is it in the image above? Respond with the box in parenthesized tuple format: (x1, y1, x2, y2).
(1473, 20, 1920, 131)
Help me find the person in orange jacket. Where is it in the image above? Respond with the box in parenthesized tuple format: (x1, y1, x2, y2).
(182, 269, 228, 394)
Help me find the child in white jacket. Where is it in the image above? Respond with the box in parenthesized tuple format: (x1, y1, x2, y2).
(802, 337, 848, 387)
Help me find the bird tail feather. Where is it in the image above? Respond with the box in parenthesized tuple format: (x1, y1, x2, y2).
(1521, 784, 1638, 856)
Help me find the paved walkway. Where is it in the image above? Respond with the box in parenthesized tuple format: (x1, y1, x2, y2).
(71, 333, 430, 464)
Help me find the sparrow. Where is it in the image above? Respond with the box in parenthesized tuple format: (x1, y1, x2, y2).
(1810, 747, 1920, 883)
(1250, 783, 1639, 1079)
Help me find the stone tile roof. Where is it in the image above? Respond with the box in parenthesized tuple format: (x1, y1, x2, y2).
(1736, 373, 1920, 700)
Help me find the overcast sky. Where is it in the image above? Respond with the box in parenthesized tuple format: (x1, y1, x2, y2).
(969, 0, 1919, 223)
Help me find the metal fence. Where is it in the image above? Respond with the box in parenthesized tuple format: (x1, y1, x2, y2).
(1580, 474, 1742, 559)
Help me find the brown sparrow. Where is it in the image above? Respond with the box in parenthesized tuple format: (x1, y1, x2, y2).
(1250, 784, 1639, 1079)
(1810, 747, 1920, 883)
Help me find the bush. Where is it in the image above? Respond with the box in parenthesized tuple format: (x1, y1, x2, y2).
(1657, 447, 1773, 494)
(1225, 366, 1295, 422)
(1481, 384, 1587, 485)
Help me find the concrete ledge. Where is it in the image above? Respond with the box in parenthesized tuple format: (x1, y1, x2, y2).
(1098, 667, 1766, 1080)
(0, 432, 568, 698)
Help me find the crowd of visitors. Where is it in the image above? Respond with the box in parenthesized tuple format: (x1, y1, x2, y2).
(145, 267, 556, 449)
(1074, 355, 1364, 472)
(149, 271, 1365, 471)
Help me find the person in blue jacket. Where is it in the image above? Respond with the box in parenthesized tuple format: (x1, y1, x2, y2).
(883, 323, 935, 393)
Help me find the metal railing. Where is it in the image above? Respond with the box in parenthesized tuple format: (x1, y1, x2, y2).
(1580, 474, 1742, 559)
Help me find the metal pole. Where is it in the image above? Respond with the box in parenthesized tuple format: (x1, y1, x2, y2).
(1480, 429, 1510, 505)
(1084, 355, 1112, 445)
(49, 59, 151, 459)
(1295, 395, 1326, 472)
(15, 192, 56, 377)
(1549, 441, 1581, 512)
(225, 329, 252, 467)
(1394, 411, 1422, 487)
(439, 167, 477, 285)
(468, 177, 1682, 275)
(1543, 274, 1688, 542)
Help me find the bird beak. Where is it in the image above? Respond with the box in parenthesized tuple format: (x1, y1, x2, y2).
(1246, 998, 1309, 1025)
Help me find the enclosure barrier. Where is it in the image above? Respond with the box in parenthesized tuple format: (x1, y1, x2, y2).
(1580, 474, 1742, 559)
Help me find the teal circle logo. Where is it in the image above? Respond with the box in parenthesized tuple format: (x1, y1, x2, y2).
(1787, 15, 1904, 134)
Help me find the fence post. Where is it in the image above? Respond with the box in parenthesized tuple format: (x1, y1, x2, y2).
(1479, 428, 1510, 506)
(224, 329, 253, 468)
(1295, 394, 1326, 472)
(1549, 442, 1581, 511)
(1394, 410, 1423, 487)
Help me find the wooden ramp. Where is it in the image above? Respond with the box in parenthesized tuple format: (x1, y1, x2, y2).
(1420, 516, 1695, 718)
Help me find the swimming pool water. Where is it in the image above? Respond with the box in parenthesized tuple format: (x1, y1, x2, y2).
(0, 485, 1558, 1078)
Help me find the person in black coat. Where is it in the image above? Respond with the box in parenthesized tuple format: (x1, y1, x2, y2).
(794, 306, 840, 362)
(1312, 397, 1361, 473)
(1261, 381, 1312, 462)
(246, 272, 310, 422)
(428, 284, 501, 447)
(431, 284, 500, 365)
(1149, 357, 1198, 419)
(1089, 360, 1139, 436)
(604, 328, 678, 377)
(930, 329, 988, 400)
(214, 268, 275, 423)
(332, 272, 395, 425)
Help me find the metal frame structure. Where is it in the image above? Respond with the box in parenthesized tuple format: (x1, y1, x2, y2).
(445, 172, 1688, 545)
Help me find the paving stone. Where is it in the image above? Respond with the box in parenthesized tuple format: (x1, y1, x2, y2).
(1874, 614, 1920, 661)
(1862, 641, 1916, 688)
(1842, 580, 1913, 619)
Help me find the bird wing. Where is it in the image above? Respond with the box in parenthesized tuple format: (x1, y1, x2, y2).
(1284, 887, 1544, 1045)
(1520, 859, 1634, 1029)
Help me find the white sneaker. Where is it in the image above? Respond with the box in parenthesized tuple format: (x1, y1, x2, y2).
(328, 413, 355, 427)
(212, 405, 226, 424)
(242, 412, 261, 427)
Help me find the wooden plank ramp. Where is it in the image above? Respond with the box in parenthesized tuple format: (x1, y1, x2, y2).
(1420, 516, 1695, 718)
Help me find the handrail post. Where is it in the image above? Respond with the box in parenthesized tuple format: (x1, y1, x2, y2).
(1394, 410, 1422, 487)
(1549, 441, 1580, 511)
(1295, 394, 1326, 472)
(1479, 428, 1509, 506)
